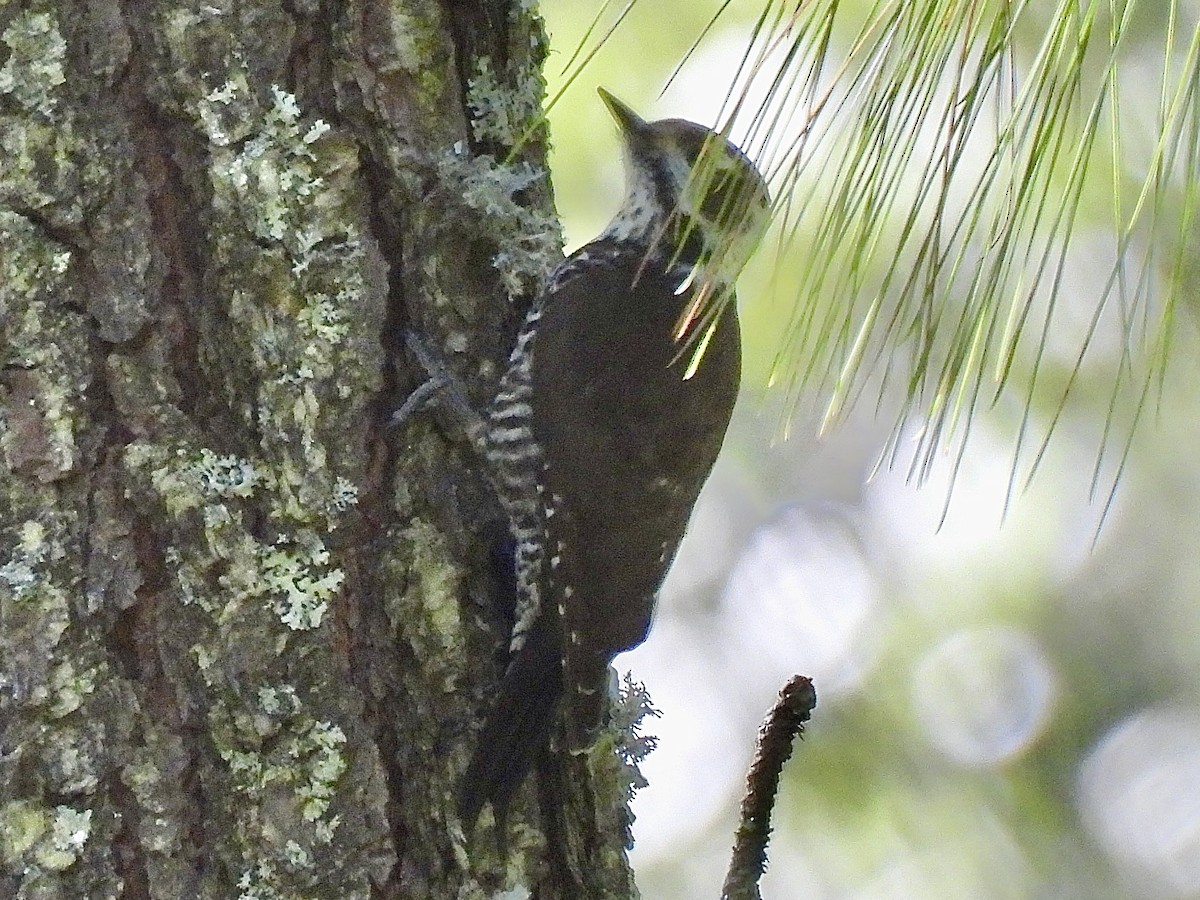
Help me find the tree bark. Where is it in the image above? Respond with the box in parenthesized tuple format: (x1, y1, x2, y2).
(0, 2, 634, 897)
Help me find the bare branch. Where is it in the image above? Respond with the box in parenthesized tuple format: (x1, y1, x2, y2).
(722, 675, 816, 900)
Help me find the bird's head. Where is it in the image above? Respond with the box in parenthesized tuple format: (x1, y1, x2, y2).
(598, 88, 771, 289)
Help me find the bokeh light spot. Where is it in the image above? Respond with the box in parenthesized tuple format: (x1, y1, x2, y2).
(1078, 707, 1200, 897)
(912, 626, 1057, 766)
(721, 504, 880, 697)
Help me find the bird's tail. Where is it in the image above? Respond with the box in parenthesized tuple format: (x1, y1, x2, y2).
(458, 621, 563, 829)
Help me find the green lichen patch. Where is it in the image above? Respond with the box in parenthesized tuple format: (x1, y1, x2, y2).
(0, 12, 67, 117)
(196, 448, 264, 500)
(386, 520, 464, 688)
(1, 215, 92, 483)
(192, 77, 381, 523)
(0, 15, 86, 221)
(0, 802, 92, 872)
(0, 519, 58, 602)
(45, 658, 100, 719)
(214, 697, 350, 892)
(436, 150, 562, 297)
(0, 211, 72, 298)
(205, 83, 339, 254)
(255, 533, 344, 631)
(0, 513, 71, 709)
(123, 441, 347, 632)
(466, 56, 544, 149)
(152, 4, 295, 121)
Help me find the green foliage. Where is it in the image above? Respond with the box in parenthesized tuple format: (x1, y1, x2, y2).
(546, 0, 1198, 521)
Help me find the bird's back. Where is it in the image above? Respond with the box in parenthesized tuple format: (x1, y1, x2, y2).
(532, 244, 741, 743)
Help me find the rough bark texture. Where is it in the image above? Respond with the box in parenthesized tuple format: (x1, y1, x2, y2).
(0, 2, 635, 897)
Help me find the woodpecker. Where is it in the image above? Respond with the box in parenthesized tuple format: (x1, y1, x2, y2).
(457, 88, 771, 827)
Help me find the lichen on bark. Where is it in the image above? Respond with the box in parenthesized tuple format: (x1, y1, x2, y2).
(1, 2, 638, 897)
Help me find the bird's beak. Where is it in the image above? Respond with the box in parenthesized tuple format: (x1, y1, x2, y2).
(598, 88, 649, 141)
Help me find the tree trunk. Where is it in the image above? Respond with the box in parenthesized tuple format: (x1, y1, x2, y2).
(0, 2, 635, 897)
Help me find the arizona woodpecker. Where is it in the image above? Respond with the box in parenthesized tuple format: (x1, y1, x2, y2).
(455, 89, 771, 827)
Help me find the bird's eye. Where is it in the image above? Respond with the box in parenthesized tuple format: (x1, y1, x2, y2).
(699, 165, 744, 225)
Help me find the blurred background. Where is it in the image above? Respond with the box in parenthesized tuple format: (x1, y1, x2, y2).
(539, 1, 1200, 898)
